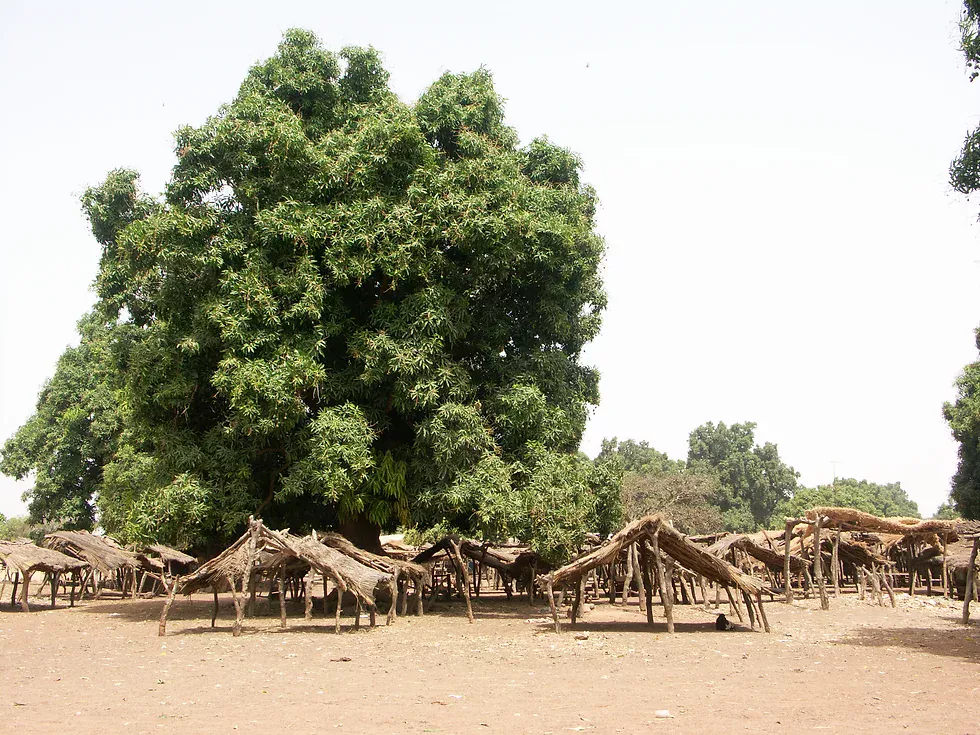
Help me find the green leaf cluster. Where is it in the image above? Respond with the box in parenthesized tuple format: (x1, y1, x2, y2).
(2, 30, 606, 554)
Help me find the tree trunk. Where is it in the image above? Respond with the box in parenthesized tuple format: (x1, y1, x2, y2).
(338, 516, 384, 554)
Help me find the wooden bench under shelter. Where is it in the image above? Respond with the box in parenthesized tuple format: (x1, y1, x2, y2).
(0, 540, 88, 612)
(539, 514, 770, 634)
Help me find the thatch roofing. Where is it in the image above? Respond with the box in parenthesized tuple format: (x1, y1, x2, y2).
(0, 540, 87, 576)
(706, 533, 809, 574)
(44, 530, 140, 576)
(544, 515, 765, 595)
(145, 544, 196, 566)
(172, 520, 393, 610)
(803, 508, 957, 536)
(321, 532, 430, 588)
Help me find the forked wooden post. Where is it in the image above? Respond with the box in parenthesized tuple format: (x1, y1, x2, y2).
(278, 565, 288, 629)
(963, 537, 980, 624)
(158, 574, 183, 636)
(449, 539, 474, 624)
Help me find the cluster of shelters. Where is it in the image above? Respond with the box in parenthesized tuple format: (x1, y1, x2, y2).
(0, 531, 198, 612)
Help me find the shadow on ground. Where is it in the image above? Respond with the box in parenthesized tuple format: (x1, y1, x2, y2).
(835, 621, 980, 663)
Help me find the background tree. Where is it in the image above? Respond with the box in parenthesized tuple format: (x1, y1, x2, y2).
(774, 478, 920, 520)
(2, 30, 607, 555)
(687, 421, 799, 531)
(595, 437, 685, 474)
(1, 312, 126, 530)
(947, 1, 980, 520)
(620, 470, 722, 534)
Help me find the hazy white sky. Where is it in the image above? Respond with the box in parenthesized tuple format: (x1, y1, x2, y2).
(1, 0, 979, 518)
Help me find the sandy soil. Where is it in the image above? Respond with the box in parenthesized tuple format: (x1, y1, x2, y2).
(2, 584, 979, 735)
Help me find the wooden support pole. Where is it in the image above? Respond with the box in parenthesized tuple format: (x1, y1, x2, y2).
(831, 530, 841, 597)
(228, 574, 245, 637)
(278, 566, 288, 629)
(942, 533, 950, 599)
(211, 589, 219, 627)
(699, 574, 710, 613)
(634, 544, 648, 613)
(11, 571, 19, 608)
(881, 565, 896, 607)
(620, 544, 634, 606)
(449, 540, 475, 623)
(571, 577, 582, 625)
(908, 538, 917, 596)
(19, 571, 32, 613)
(724, 584, 744, 623)
(158, 578, 181, 636)
(784, 520, 796, 604)
(334, 581, 344, 633)
(546, 576, 561, 634)
(50, 573, 59, 609)
(963, 538, 980, 624)
(639, 543, 655, 626)
(813, 516, 829, 610)
(387, 569, 399, 625)
(756, 592, 770, 633)
(870, 564, 883, 606)
(650, 530, 674, 633)
(742, 590, 756, 629)
(304, 571, 315, 622)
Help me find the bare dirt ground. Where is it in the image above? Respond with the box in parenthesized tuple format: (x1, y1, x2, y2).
(2, 584, 980, 735)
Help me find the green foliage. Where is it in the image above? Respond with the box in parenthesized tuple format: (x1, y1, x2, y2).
(944, 350, 980, 519)
(511, 451, 619, 566)
(0, 312, 126, 530)
(687, 421, 799, 531)
(0, 514, 33, 541)
(775, 478, 920, 521)
(595, 437, 685, 475)
(933, 501, 960, 520)
(3, 30, 605, 550)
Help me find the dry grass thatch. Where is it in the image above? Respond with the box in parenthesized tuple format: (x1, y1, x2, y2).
(320, 532, 431, 589)
(0, 540, 87, 576)
(145, 544, 196, 566)
(804, 508, 957, 536)
(546, 515, 765, 595)
(160, 518, 407, 637)
(44, 531, 140, 576)
(706, 533, 808, 574)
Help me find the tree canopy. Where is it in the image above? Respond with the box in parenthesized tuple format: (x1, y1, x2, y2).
(774, 478, 920, 521)
(687, 421, 799, 531)
(946, 1, 980, 520)
(1, 30, 608, 556)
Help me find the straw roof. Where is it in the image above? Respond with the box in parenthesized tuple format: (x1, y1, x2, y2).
(145, 544, 196, 566)
(544, 515, 765, 595)
(803, 508, 957, 536)
(172, 520, 393, 611)
(706, 533, 808, 574)
(44, 530, 140, 576)
(320, 532, 430, 588)
(0, 540, 87, 576)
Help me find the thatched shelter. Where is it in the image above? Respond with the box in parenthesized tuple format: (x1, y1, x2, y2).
(44, 530, 140, 599)
(0, 540, 87, 612)
(320, 532, 430, 617)
(135, 544, 198, 594)
(159, 518, 402, 637)
(539, 515, 769, 634)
